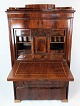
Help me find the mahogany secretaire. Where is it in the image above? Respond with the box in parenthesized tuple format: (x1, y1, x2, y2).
(6, 4, 75, 102)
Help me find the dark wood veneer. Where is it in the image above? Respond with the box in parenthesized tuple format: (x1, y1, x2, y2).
(6, 4, 75, 102)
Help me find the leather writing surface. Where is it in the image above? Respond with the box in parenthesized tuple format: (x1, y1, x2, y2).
(7, 60, 74, 81)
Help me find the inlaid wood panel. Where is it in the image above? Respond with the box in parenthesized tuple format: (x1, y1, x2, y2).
(34, 36, 47, 53)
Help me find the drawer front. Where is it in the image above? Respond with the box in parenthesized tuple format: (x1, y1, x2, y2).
(14, 81, 68, 88)
(16, 87, 66, 100)
(10, 19, 69, 29)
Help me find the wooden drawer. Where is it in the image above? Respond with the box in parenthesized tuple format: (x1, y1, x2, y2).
(16, 87, 66, 100)
(14, 81, 68, 88)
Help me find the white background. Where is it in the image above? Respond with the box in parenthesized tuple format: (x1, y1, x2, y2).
(0, 0, 80, 106)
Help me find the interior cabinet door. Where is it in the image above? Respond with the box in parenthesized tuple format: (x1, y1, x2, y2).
(34, 36, 47, 53)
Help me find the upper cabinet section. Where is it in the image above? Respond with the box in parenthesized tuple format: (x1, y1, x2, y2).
(6, 4, 75, 66)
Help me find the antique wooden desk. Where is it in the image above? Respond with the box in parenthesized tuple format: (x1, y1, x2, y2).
(6, 4, 75, 102)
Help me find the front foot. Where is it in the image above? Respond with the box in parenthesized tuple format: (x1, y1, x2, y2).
(61, 99, 68, 102)
(14, 100, 21, 103)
